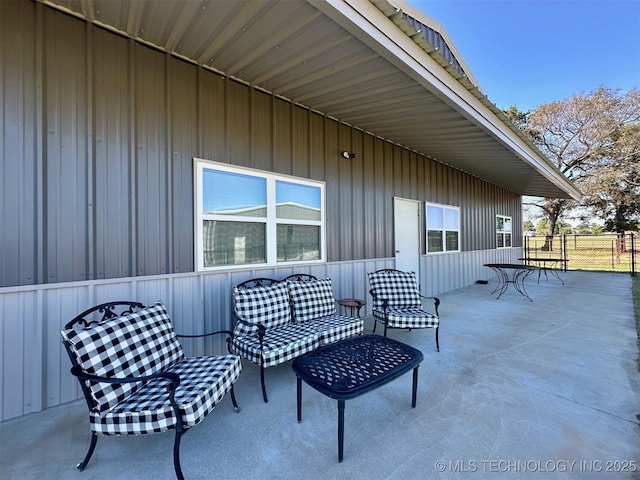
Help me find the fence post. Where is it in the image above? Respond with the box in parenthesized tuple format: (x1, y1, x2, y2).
(631, 234, 636, 277)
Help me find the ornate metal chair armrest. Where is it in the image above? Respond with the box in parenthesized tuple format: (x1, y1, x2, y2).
(70, 366, 185, 439)
(70, 365, 181, 390)
(369, 289, 390, 311)
(70, 367, 183, 414)
(176, 329, 236, 352)
(419, 294, 440, 316)
(233, 314, 267, 342)
(176, 329, 233, 339)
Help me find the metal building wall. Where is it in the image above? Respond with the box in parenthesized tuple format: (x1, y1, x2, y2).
(1, 2, 525, 420)
(1, 1, 522, 288)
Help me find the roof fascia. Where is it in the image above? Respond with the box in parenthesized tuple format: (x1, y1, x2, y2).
(385, 0, 481, 89)
(310, 0, 581, 200)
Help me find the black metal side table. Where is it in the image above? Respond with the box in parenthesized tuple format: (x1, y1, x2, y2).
(292, 334, 423, 462)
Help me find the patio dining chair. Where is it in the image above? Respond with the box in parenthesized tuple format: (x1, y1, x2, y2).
(368, 269, 441, 351)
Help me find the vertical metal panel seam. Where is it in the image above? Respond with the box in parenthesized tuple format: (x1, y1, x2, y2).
(223, 76, 230, 164)
(36, 288, 45, 412)
(196, 67, 202, 156)
(37, 1, 48, 286)
(165, 55, 173, 275)
(86, 19, 95, 282)
(128, 38, 137, 279)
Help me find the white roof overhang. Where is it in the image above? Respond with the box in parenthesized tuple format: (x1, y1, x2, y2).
(39, 0, 581, 199)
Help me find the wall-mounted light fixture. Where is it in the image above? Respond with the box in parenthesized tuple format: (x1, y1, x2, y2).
(341, 151, 356, 159)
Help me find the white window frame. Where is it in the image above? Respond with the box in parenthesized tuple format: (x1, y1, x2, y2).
(194, 158, 326, 271)
(496, 215, 513, 248)
(425, 202, 460, 254)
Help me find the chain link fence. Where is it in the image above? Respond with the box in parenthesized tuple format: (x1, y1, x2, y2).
(523, 233, 638, 276)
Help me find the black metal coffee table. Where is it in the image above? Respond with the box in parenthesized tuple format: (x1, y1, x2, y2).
(292, 334, 424, 462)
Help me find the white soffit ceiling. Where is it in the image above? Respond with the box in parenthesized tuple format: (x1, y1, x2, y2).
(39, 0, 580, 200)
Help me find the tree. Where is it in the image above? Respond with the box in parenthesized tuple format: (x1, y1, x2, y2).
(579, 123, 640, 232)
(535, 219, 572, 236)
(506, 87, 640, 239)
(522, 220, 535, 233)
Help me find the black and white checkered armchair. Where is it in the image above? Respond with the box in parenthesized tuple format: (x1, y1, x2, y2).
(368, 269, 441, 350)
(61, 301, 242, 480)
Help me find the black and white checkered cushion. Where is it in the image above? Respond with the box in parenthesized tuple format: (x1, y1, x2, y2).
(89, 355, 242, 435)
(230, 323, 321, 367)
(309, 314, 364, 345)
(233, 282, 292, 337)
(372, 306, 439, 329)
(368, 270, 422, 310)
(288, 278, 336, 323)
(61, 302, 184, 413)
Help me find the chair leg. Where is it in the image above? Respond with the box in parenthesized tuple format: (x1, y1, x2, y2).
(230, 386, 240, 412)
(76, 432, 98, 471)
(173, 427, 185, 480)
(260, 364, 269, 403)
(435, 327, 440, 352)
(383, 321, 388, 337)
(372, 319, 377, 333)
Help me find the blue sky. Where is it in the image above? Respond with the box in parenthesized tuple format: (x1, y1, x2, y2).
(407, 0, 640, 112)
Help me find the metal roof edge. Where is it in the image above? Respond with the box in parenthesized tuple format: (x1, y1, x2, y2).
(367, 0, 581, 200)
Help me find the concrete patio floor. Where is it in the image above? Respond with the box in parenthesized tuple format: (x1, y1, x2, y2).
(2, 271, 639, 479)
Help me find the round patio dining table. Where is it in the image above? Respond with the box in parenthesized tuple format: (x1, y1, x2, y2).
(483, 263, 540, 302)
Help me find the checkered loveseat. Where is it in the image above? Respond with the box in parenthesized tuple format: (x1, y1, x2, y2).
(61, 301, 242, 480)
(230, 274, 364, 402)
(368, 269, 441, 350)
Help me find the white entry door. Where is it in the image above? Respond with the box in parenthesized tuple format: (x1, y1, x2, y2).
(394, 197, 420, 274)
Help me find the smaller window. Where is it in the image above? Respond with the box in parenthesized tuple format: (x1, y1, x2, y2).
(496, 215, 512, 248)
(426, 203, 460, 253)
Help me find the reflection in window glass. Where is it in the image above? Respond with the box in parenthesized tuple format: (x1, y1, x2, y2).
(203, 169, 266, 216)
(427, 205, 443, 229)
(496, 215, 512, 248)
(203, 220, 265, 266)
(277, 224, 320, 261)
(276, 181, 321, 221)
(444, 209, 458, 230)
(445, 231, 459, 251)
(428, 230, 443, 252)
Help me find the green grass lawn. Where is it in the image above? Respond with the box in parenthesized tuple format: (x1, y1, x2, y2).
(525, 234, 636, 273)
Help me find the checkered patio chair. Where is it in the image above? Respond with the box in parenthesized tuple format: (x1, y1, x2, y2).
(231, 278, 300, 403)
(230, 274, 363, 403)
(368, 269, 441, 350)
(61, 301, 242, 480)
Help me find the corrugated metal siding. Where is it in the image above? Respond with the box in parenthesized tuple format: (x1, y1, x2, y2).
(2, 2, 523, 288)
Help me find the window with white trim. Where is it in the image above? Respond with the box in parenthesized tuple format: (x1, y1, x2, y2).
(194, 159, 325, 270)
(426, 203, 460, 253)
(496, 215, 512, 248)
